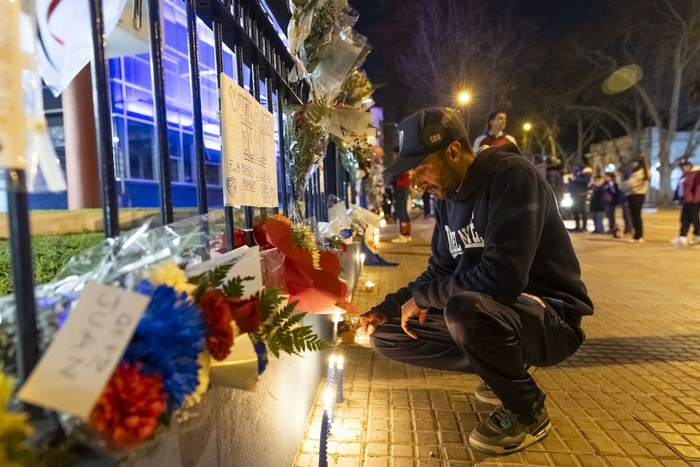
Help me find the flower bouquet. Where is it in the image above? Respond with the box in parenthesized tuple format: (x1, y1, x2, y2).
(253, 214, 349, 314)
(0, 211, 327, 458)
(286, 98, 330, 222)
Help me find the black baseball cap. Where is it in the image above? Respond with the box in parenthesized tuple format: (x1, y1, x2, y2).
(384, 107, 469, 175)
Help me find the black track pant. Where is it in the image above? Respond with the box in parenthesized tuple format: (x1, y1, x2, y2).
(370, 291, 584, 415)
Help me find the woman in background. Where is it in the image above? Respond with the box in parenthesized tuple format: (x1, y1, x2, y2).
(622, 157, 650, 243)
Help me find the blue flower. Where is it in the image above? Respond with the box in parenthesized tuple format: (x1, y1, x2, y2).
(253, 340, 268, 375)
(123, 284, 205, 409)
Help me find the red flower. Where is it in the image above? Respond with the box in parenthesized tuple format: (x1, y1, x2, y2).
(233, 229, 246, 248)
(319, 250, 341, 276)
(200, 289, 235, 360)
(228, 296, 261, 333)
(89, 364, 166, 448)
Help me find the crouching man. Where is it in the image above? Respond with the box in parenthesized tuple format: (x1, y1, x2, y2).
(360, 107, 593, 455)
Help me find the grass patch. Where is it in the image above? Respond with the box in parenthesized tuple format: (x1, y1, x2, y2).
(0, 232, 104, 296)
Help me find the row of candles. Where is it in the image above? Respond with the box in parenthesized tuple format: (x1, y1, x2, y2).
(319, 354, 344, 467)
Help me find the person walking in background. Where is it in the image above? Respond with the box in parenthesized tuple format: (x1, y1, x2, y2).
(546, 156, 565, 203)
(603, 172, 621, 236)
(589, 175, 606, 234)
(569, 163, 593, 232)
(670, 161, 700, 246)
(622, 157, 650, 243)
(363, 107, 593, 455)
(473, 110, 517, 150)
(618, 161, 635, 237)
(391, 161, 413, 243)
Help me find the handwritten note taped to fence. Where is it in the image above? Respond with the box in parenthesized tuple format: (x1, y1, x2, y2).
(0, 0, 25, 169)
(19, 282, 149, 418)
(220, 72, 278, 208)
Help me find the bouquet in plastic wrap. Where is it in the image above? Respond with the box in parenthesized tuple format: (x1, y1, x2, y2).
(253, 214, 350, 314)
(335, 131, 374, 180)
(286, 98, 330, 221)
(0, 211, 326, 458)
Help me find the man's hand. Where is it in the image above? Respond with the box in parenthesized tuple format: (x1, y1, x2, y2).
(359, 309, 388, 336)
(401, 298, 427, 339)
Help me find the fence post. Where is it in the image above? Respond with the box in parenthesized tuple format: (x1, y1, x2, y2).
(88, 0, 119, 237)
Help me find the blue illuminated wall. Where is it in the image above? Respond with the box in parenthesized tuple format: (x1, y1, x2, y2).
(110, 0, 277, 208)
(32, 0, 284, 211)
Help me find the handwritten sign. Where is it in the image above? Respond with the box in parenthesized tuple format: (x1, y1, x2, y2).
(220, 73, 278, 208)
(19, 282, 149, 418)
(0, 0, 25, 169)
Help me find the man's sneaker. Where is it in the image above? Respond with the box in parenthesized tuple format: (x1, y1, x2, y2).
(469, 399, 551, 455)
(671, 236, 689, 246)
(627, 238, 644, 244)
(475, 383, 501, 405)
(390, 235, 411, 244)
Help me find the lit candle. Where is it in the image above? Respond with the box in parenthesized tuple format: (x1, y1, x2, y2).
(319, 410, 329, 467)
(327, 355, 335, 390)
(336, 356, 344, 403)
(323, 387, 334, 433)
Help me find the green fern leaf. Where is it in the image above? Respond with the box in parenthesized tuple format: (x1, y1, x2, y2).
(222, 275, 255, 298)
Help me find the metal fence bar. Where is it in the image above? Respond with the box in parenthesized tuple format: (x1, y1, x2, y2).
(88, 0, 119, 237)
(148, 0, 174, 225)
(277, 91, 289, 217)
(185, 0, 208, 216)
(6, 170, 39, 387)
(184, 0, 211, 261)
(212, 2, 235, 251)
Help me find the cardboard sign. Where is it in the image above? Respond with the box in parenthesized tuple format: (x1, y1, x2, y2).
(220, 73, 278, 208)
(0, 0, 25, 169)
(19, 282, 149, 418)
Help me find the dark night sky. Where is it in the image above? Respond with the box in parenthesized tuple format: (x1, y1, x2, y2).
(349, 0, 593, 119)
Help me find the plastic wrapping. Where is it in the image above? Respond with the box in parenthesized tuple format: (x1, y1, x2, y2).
(0, 210, 229, 369)
(286, 102, 330, 221)
(34, 0, 127, 96)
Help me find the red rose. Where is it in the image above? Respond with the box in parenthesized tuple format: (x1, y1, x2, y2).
(228, 296, 262, 334)
(199, 289, 235, 360)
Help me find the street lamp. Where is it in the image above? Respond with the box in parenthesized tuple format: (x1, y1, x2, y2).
(522, 122, 533, 155)
(457, 91, 472, 137)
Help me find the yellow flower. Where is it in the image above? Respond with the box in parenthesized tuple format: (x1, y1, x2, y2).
(1, 372, 35, 467)
(182, 352, 211, 409)
(149, 262, 196, 296)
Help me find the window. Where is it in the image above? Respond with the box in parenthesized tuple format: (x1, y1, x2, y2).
(127, 120, 155, 180)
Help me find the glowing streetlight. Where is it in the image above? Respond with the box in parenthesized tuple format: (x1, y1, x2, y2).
(458, 92, 471, 104)
(522, 122, 533, 156)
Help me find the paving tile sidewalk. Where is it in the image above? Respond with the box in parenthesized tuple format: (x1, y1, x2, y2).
(295, 210, 700, 467)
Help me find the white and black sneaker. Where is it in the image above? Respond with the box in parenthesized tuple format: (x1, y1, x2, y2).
(469, 394, 551, 455)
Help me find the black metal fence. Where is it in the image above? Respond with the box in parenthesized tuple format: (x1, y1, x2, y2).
(7, 0, 341, 387)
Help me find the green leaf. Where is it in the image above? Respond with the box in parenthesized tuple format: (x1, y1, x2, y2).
(253, 292, 326, 360)
(222, 275, 255, 299)
(207, 263, 234, 289)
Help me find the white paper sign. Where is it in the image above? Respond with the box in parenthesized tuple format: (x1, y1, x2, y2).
(220, 73, 278, 208)
(186, 245, 263, 297)
(0, 0, 25, 169)
(19, 282, 149, 418)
